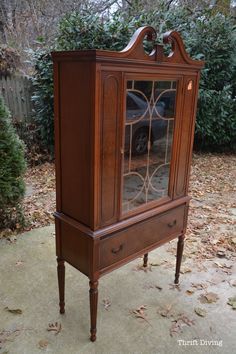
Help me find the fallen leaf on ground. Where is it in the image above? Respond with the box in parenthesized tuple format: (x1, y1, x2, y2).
(47, 322, 61, 335)
(227, 296, 236, 310)
(102, 299, 111, 310)
(186, 289, 195, 295)
(191, 283, 208, 290)
(180, 267, 192, 274)
(131, 305, 151, 325)
(15, 261, 24, 266)
(199, 292, 219, 304)
(214, 262, 232, 270)
(150, 260, 167, 267)
(180, 314, 195, 326)
(216, 250, 226, 258)
(143, 283, 162, 290)
(194, 307, 207, 317)
(133, 264, 152, 272)
(155, 285, 163, 291)
(157, 304, 175, 318)
(6, 236, 17, 243)
(4, 307, 22, 314)
(38, 339, 49, 349)
(214, 261, 224, 268)
(0, 327, 23, 349)
(170, 314, 195, 336)
(229, 280, 236, 287)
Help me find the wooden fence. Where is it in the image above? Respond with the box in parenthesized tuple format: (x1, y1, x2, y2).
(0, 75, 33, 122)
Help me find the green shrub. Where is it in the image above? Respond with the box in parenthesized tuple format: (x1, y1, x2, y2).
(196, 86, 236, 151)
(137, 9, 236, 150)
(31, 13, 138, 152)
(31, 50, 54, 153)
(183, 12, 236, 150)
(0, 95, 26, 230)
(31, 8, 236, 153)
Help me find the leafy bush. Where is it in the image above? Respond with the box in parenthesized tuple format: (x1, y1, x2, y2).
(135, 8, 236, 150)
(31, 13, 138, 152)
(182, 12, 236, 150)
(31, 50, 54, 153)
(31, 8, 236, 153)
(0, 95, 26, 230)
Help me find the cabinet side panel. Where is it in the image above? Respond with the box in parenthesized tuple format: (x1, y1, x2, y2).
(174, 75, 198, 198)
(59, 61, 92, 225)
(100, 72, 121, 226)
(60, 220, 89, 276)
(53, 61, 62, 211)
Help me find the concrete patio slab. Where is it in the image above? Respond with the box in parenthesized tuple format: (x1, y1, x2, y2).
(0, 225, 235, 354)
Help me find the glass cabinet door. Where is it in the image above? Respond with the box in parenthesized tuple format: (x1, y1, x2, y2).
(122, 79, 177, 214)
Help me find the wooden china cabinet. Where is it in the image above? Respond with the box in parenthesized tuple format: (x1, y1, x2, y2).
(52, 26, 204, 341)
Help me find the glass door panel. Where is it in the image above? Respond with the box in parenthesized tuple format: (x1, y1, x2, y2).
(122, 79, 177, 213)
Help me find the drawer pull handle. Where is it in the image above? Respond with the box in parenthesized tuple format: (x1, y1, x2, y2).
(111, 244, 123, 254)
(168, 220, 177, 228)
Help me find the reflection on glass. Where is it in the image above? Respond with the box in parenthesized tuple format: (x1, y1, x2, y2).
(122, 80, 177, 213)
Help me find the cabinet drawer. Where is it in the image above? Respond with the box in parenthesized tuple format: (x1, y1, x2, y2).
(99, 205, 185, 270)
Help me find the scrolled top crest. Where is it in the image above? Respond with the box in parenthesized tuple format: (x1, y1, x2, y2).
(120, 26, 157, 59)
(119, 26, 204, 67)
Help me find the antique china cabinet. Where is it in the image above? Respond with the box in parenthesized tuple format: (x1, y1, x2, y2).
(52, 26, 204, 341)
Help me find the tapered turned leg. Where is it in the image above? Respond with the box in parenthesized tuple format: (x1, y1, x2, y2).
(57, 258, 65, 314)
(175, 235, 185, 284)
(143, 253, 148, 267)
(89, 280, 98, 342)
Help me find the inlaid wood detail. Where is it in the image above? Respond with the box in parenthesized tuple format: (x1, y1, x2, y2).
(174, 76, 197, 197)
(100, 72, 121, 226)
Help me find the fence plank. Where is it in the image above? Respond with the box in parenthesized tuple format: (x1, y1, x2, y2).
(0, 75, 33, 122)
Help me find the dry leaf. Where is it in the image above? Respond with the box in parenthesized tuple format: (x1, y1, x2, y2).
(214, 261, 224, 268)
(180, 267, 192, 274)
(38, 339, 49, 349)
(170, 314, 195, 336)
(231, 237, 236, 245)
(133, 264, 152, 272)
(186, 289, 195, 295)
(216, 250, 226, 258)
(229, 279, 236, 287)
(179, 314, 195, 326)
(131, 305, 151, 325)
(47, 322, 61, 335)
(150, 260, 167, 267)
(15, 261, 24, 266)
(194, 307, 207, 317)
(0, 327, 22, 349)
(199, 292, 219, 304)
(155, 285, 163, 291)
(227, 296, 236, 310)
(4, 307, 22, 314)
(102, 299, 111, 310)
(157, 304, 175, 318)
(143, 283, 162, 290)
(191, 282, 208, 290)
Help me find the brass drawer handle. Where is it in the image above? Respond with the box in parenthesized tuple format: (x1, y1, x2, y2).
(168, 220, 177, 228)
(111, 244, 123, 254)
